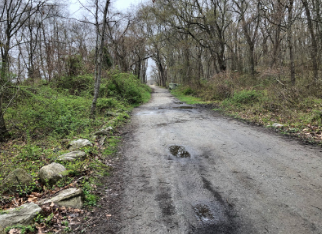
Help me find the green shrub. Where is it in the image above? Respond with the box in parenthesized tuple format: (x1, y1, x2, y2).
(5, 86, 96, 139)
(65, 54, 83, 77)
(311, 110, 322, 124)
(230, 90, 261, 104)
(213, 84, 232, 100)
(100, 72, 151, 104)
(56, 74, 93, 95)
(82, 180, 98, 207)
(5, 224, 34, 234)
(222, 90, 262, 108)
(96, 98, 126, 113)
(182, 87, 194, 95)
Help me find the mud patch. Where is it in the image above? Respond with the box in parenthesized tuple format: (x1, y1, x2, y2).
(155, 185, 178, 229)
(173, 106, 195, 109)
(155, 189, 176, 216)
(169, 145, 191, 158)
(174, 101, 184, 104)
(189, 177, 240, 234)
(201, 177, 225, 205)
(191, 201, 238, 234)
(157, 123, 168, 127)
(194, 204, 214, 223)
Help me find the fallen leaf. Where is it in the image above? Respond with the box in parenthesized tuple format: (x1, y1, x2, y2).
(8, 229, 21, 234)
(32, 192, 42, 197)
(28, 197, 38, 202)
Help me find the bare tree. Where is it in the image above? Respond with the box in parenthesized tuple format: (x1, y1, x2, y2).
(233, 0, 260, 75)
(0, 0, 46, 141)
(90, 0, 110, 118)
(301, 0, 319, 83)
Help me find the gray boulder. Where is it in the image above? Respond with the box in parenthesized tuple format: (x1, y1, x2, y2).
(0, 168, 33, 194)
(68, 139, 92, 151)
(57, 151, 86, 161)
(169, 83, 179, 90)
(99, 136, 107, 146)
(39, 188, 83, 209)
(272, 123, 284, 128)
(106, 111, 120, 117)
(94, 126, 113, 136)
(39, 163, 66, 185)
(0, 203, 41, 234)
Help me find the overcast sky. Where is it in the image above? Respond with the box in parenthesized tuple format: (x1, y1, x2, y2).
(69, 0, 148, 16)
(112, 0, 146, 11)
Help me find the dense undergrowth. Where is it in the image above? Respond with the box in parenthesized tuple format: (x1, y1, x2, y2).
(171, 70, 322, 145)
(0, 70, 151, 233)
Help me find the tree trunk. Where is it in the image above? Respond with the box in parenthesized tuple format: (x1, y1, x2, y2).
(0, 39, 10, 141)
(137, 56, 141, 80)
(302, 0, 319, 82)
(1, 42, 10, 83)
(287, 0, 296, 85)
(249, 43, 255, 76)
(90, 0, 110, 118)
(0, 101, 9, 142)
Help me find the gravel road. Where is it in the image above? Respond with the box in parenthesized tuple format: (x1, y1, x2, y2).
(119, 86, 322, 234)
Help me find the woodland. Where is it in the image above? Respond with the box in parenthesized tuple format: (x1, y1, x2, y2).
(1, 0, 322, 141)
(0, 0, 322, 232)
(144, 0, 322, 143)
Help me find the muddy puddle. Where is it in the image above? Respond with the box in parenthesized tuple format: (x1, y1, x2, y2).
(169, 145, 191, 158)
(173, 106, 195, 109)
(194, 204, 214, 223)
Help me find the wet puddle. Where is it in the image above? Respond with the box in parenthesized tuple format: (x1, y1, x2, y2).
(135, 110, 158, 116)
(169, 145, 191, 158)
(194, 204, 214, 223)
(173, 106, 194, 109)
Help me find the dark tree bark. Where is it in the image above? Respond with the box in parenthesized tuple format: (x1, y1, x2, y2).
(233, 0, 260, 76)
(91, 0, 110, 118)
(302, 0, 319, 82)
(0, 102, 9, 142)
(287, 0, 296, 85)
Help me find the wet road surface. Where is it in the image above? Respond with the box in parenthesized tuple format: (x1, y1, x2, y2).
(119, 86, 322, 234)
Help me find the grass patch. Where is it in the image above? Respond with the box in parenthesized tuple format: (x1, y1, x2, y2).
(5, 224, 35, 234)
(171, 86, 205, 105)
(223, 90, 262, 107)
(0, 70, 151, 232)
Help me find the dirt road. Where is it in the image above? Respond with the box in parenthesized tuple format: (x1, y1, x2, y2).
(119, 86, 322, 234)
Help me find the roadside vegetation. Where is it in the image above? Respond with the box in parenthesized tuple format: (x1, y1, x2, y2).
(0, 0, 155, 232)
(171, 71, 322, 145)
(135, 0, 322, 146)
(0, 70, 151, 233)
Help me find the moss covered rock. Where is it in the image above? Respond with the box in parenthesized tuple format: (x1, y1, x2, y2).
(39, 163, 66, 185)
(0, 168, 33, 194)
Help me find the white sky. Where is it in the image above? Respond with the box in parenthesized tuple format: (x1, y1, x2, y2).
(69, 0, 148, 16)
(112, 0, 146, 11)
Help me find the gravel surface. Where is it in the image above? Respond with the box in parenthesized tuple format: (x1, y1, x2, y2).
(81, 86, 322, 234)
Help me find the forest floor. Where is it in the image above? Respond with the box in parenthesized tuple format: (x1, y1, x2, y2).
(0, 73, 152, 234)
(76, 86, 322, 234)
